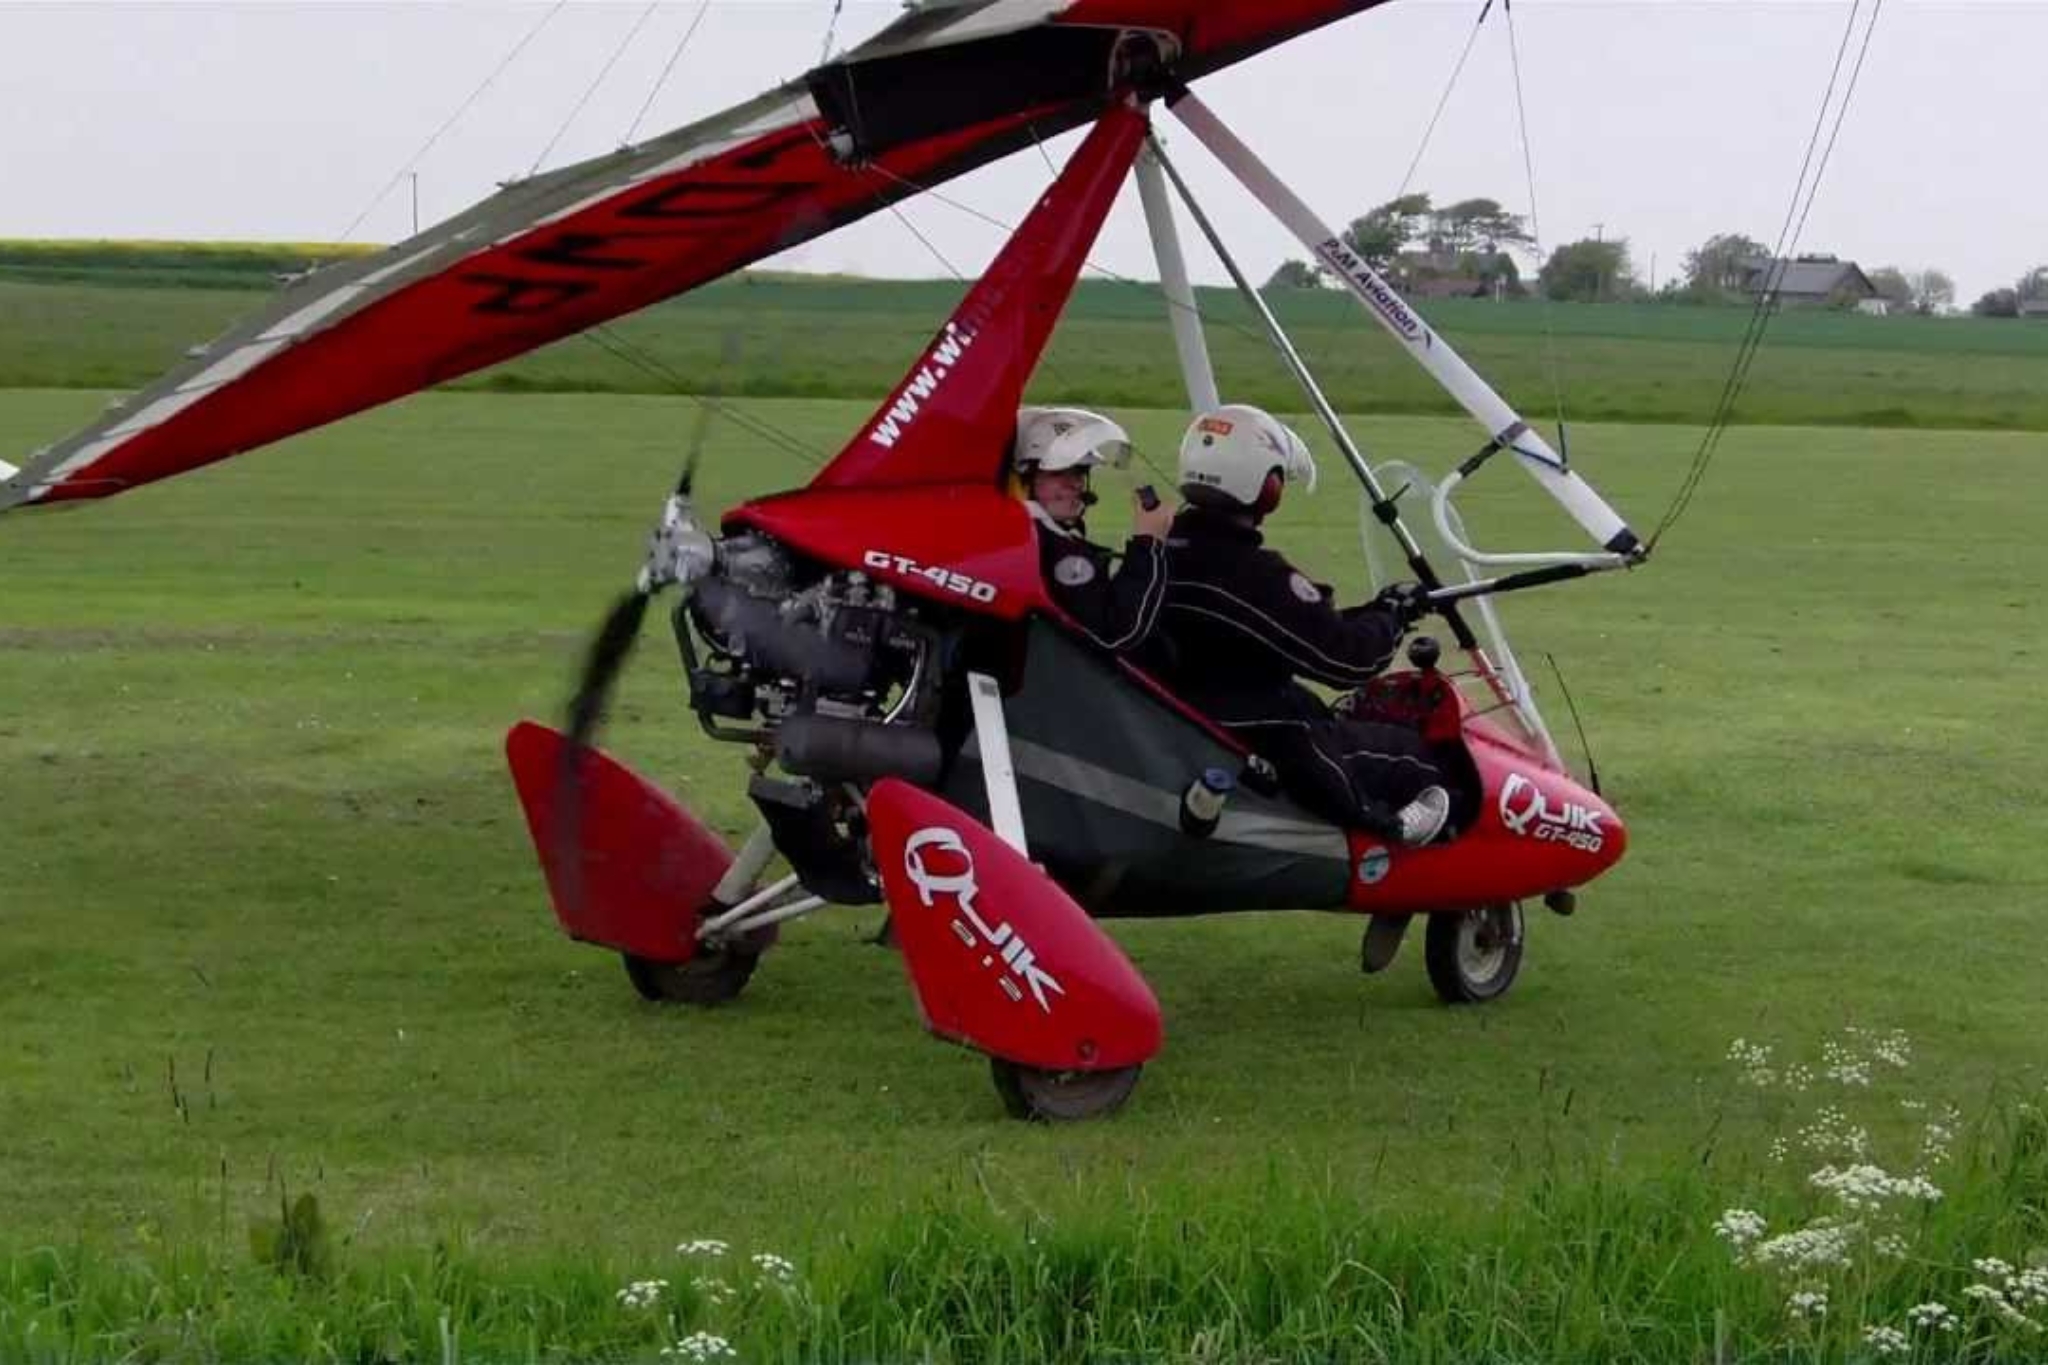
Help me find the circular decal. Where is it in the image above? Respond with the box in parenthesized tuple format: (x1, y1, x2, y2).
(1053, 555, 1098, 587)
(1356, 846, 1392, 885)
(1288, 571, 1323, 603)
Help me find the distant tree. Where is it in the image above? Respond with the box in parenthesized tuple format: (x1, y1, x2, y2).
(1907, 268, 1956, 315)
(1972, 288, 2019, 318)
(1470, 250, 1524, 297)
(1540, 238, 1635, 302)
(1343, 192, 1432, 272)
(1683, 232, 1768, 296)
(1428, 197, 1533, 256)
(1867, 266, 1914, 310)
(2018, 266, 2048, 303)
(1263, 258, 1326, 290)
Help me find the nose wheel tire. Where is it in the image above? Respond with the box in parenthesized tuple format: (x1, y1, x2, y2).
(990, 1058, 1143, 1122)
(1424, 902, 1525, 1004)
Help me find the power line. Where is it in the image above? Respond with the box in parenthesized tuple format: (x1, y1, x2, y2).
(337, 1, 566, 244)
(531, 1, 663, 176)
(1652, 0, 1886, 548)
(623, 0, 713, 147)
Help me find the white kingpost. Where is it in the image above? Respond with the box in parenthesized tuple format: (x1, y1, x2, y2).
(1134, 139, 1219, 414)
(1169, 91, 1642, 565)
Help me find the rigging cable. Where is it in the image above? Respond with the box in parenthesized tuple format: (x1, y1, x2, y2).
(531, 0, 664, 175)
(1649, 0, 1885, 548)
(336, 0, 567, 243)
(1501, 0, 1572, 460)
(819, 0, 849, 66)
(861, 152, 1311, 404)
(1395, 0, 1493, 201)
(875, 168, 1182, 486)
(623, 0, 714, 146)
(579, 326, 829, 471)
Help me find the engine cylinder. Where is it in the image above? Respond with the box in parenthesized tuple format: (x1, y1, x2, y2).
(691, 579, 873, 693)
(776, 714, 942, 786)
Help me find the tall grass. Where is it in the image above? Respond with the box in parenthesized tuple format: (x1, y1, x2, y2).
(5, 1094, 2042, 1363)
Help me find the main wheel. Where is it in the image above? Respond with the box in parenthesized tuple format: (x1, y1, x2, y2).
(622, 949, 761, 1005)
(990, 1059, 1143, 1122)
(621, 920, 777, 1006)
(1424, 902, 1525, 1004)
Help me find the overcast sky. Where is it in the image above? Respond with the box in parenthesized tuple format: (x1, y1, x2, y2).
(2, 1, 2042, 305)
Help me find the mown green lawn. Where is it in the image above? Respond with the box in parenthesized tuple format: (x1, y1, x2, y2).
(4, 387, 2043, 1283)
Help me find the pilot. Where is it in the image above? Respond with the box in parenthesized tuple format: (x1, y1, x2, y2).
(1014, 406, 1175, 654)
(1153, 403, 1451, 845)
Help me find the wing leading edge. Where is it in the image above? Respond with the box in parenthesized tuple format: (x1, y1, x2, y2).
(2, 0, 1392, 514)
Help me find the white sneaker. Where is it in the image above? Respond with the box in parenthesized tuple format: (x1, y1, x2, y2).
(1395, 786, 1451, 846)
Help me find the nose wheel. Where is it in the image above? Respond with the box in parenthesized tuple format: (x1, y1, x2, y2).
(622, 915, 778, 1006)
(1424, 902, 1524, 1004)
(991, 1059, 1143, 1122)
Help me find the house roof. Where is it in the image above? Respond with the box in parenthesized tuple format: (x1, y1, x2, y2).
(1740, 256, 1874, 298)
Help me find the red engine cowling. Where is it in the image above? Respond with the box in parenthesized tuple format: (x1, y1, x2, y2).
(724, 484, 1050, 621)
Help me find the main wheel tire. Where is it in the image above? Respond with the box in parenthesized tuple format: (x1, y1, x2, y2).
(990, 1059, 1143, 1122)
(1424, 902, 1525, 1004)
(622, 948, 761, 1005)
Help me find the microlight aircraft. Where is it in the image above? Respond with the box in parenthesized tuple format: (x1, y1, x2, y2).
(5, 2, 1648, 1120)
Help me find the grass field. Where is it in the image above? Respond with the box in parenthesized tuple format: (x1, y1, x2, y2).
(6, 257, 2048, 429)
(4, 370, 2047, 1357)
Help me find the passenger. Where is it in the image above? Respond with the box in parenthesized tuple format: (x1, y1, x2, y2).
(1014, 406, 1175, 654)
(1155, 403, 1451, 845)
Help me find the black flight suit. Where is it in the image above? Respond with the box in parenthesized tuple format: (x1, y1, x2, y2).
(1152, 505, 1440, 832)
(1033, 509, 1167, 655)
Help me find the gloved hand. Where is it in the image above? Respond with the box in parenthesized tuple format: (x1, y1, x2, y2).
(1365, 580, 1432, 628)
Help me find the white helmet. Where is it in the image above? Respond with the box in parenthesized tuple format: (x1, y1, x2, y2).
(1014, 406, 1131, 475)
(1176, 404, 1318, 514)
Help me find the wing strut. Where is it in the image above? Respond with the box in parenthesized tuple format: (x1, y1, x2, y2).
(1133, 144, 1219, 415)
(1167, 90, 1645, 573)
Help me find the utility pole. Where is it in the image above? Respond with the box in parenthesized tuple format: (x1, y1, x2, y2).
(409, 173, 420, 237)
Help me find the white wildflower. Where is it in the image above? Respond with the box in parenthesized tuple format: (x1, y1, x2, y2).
(1769, 1136, 1790, 1164)
(616, 1279, 668, 1309)
(676, 1239, 730, 1257)
(691, 1276, 735, 1305)
(1908, 1302, 1958, 1333)
(1752, 1220, 1860, 1272)
(1798, 1107, 1867, 1157)
(662, 1331, 738, 1362)
(1714, 1209, 1768, 1251)
(1871, 1030, 1912, 1069)
(1874, 1233, 1910, 1260)
(1729, 1039, 1777, 1087)
(1900, 1099, 1927, 1113)
(2013, 1267, 2048, 1308)
(1863, 1324, 1909, 1357)
(1808, 1163, 1942, 1212)
(1787, 1289, 1829, 1319)
(1782, 1063, 1815, 1092)
(749, 1251, 797, 1281)
(1975, 1257, 2016, 1280)
(1821, 1040, 1871, 1087)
